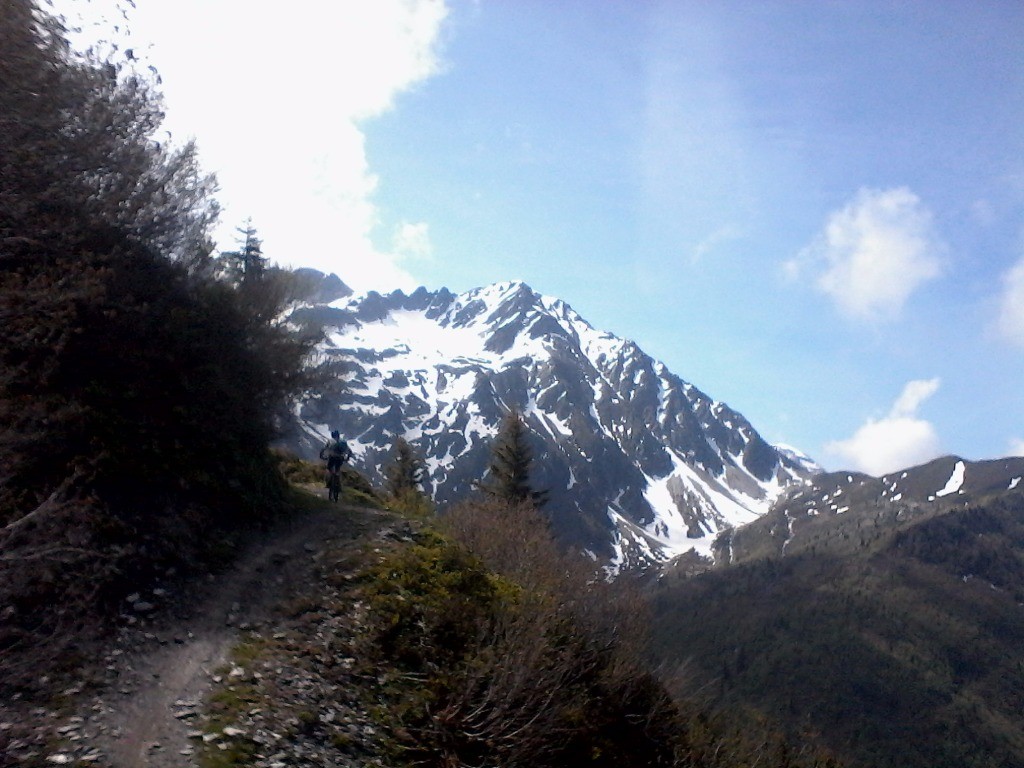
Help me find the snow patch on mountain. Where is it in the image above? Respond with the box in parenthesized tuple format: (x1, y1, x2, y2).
(936, 460, 966, 497)
(288, 277, 820, 569)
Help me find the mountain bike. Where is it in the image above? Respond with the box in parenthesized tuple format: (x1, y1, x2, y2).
(320, 437, 352, 503)
(326, 466, 342, 503)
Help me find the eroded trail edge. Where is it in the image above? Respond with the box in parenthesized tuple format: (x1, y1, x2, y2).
(54, 502, 387, 768)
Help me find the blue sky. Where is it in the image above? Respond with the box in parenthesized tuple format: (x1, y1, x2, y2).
(62, 0, 1024, 474)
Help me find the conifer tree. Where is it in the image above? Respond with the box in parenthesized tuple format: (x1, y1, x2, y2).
(222, 219, 268, 283)
(479, 410, 549, 507)
(384, 437, 432, 516)
(385, 437, 426, 497)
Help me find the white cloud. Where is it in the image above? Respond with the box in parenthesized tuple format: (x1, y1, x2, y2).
(890, 377, 941, 418)
(996, 257, 1024, 347)
(58, 0, 450, 293)
(1009, 438, 1024, 458)
(825, 378, 942, 476)
(392, 221, 434, 261)
(780, 255, 803, 282)
(796, 187, 945, 321)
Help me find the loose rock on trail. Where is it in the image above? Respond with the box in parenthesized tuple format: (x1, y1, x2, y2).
(38, 501, 388, 768)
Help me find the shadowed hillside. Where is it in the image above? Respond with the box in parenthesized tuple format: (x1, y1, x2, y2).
(651, 489, 1024, 768)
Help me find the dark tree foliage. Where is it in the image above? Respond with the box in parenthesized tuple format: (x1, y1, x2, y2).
(892, 497, 1024, 600)
(221, 219, 268, 284)
(384, 437, 426, 496)
(0, 0, 219, 270)
(650, 509, 1024, 768)
(0, 0, 315, 694)
(479, 409, 549, 507)
(383, 437, 432, 516)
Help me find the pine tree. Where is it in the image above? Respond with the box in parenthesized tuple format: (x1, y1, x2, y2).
(385, 437, 426, 497)
(479, 410, 549, 507)
(222, 219, 267, 283)
(384, 437, 432, 516)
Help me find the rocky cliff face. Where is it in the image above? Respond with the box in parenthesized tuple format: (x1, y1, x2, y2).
(287, 278, 819, 570)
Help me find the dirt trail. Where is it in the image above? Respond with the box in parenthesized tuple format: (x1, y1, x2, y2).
(80, 500, 386, 768)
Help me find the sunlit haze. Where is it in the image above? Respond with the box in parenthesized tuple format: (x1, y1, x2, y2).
(54, 0, 1024, 474)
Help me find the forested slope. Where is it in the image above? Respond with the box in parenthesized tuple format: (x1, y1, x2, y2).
(650, 491, 1024, 768)
(0, 0, 315, 696)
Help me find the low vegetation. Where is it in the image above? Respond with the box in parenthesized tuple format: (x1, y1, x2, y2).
(187, 448, 842, 768)
(651, 493, 1024, 768)
(368, 500, 681, 767)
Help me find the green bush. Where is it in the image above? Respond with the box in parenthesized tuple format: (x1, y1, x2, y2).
(273, 450, 324, 485)
(363, 507, 682, 768)
(386, 487, 435, 518)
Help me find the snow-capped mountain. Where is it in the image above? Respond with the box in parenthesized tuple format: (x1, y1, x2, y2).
(720, 454, 1024, 564)
(288, 278, 820, 570)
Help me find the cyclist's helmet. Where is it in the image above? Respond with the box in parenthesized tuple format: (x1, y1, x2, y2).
(331, 430, 340, 439)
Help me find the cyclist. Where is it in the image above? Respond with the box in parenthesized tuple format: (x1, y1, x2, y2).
(319, 430, 353, 488)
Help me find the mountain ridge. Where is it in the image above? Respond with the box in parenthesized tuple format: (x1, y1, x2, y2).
(716, 453, 1024, 565)
(287, 275, 819, 570)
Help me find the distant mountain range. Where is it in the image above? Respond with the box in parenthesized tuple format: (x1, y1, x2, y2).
(716, 454, 1024, 566)
(651, 454, 1024, 768)
(285, 275, 818, 570)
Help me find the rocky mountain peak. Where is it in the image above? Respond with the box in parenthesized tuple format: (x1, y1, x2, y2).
(293, 269, 352, 304)
(287, 280, 821, 571)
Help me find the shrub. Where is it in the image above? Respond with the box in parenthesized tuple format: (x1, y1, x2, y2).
(364, 502, 680, 767)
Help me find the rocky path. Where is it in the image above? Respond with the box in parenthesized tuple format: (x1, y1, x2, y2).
(37, 499, 387, 768)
